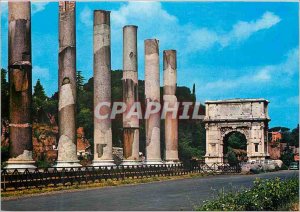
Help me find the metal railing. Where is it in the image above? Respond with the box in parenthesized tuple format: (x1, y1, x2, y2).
(1, 163, 240, 191)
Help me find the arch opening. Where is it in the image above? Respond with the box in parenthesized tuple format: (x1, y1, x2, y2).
(223, 131, 247, 164)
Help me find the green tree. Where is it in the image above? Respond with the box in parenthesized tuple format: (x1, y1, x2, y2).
(192, 83, 196, 102)
(223, 132, 247, 155)
(32, 79, 48, 123)
(227, 147, 239, 165)
(27, 70, 207, 163)
(76, 70, 85, 109)
(44, 92, 58, 125)
(76, 70, 85, 92)
(223, 132, 247, 163)
(77, 108, 93, 139)
(282, 131, 297, 147)
(1, 68, 9, 119)
(111, 70, 124, 147)
(33, 79, 47, 101)
(291, 125, 299, 147)
(269, 126, 290, 132)
(227, 132, 247, 150)
(280, 149, 294, 166)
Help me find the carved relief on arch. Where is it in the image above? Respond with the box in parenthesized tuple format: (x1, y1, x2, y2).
(220, 127, 233, 137)
(220, 126, 250, 140)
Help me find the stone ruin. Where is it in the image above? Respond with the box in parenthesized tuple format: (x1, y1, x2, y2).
(5, 1, 270, 169)
(204, 99, 270, 165)
(6, 1, 181, 168)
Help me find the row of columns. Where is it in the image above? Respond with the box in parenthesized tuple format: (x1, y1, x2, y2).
(6, 2, 179, 169)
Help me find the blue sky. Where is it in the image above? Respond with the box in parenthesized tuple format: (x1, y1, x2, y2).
(1, 1, 299, 129)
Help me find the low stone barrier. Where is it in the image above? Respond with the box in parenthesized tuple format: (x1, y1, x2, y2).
(1, 163, 241, 191)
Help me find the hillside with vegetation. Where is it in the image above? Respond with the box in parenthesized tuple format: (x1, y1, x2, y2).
(1, 68, 206, 165)
(2, 68, 298, 166)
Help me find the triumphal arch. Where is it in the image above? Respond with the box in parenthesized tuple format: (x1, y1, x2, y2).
(204, 99, 270, 165)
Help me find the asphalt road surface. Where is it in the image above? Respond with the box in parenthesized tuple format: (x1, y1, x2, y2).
(1, 170, 298, 211)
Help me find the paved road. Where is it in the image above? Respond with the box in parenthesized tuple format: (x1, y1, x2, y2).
(2, 170, 298, 211)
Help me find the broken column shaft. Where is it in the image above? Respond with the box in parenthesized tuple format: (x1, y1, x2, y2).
(93, 10, 114, 166)
(122, 25, 140, 165)
(7, 2, 36, 169)
(163, 50, 179, 163)
(144, 39, 162, 164)
(56, 1, 81, 167)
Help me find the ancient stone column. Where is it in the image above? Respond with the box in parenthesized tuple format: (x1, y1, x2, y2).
(163, 50, 179, 163)
(144, 39, 162, 164)
(122, 25, 140, 165)
(6, 2, 36, 169)
(56, 1, 81, 167)
(93, 10, 114, 166)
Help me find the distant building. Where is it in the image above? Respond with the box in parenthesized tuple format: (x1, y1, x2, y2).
(268, 132, 282, 160)
(76, 127, 92, 158)
(268, 131, 299, 162)
(271, 132, 282, 142)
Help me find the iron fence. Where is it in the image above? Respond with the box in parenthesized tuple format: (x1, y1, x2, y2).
(1, 163, 240, 191)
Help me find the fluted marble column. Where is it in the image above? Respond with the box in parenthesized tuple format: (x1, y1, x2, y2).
(56, 1, 81, 167)
(163, 50, 179, 163)
(93, 10, 115, 166)
(144, 39, 162, 164)
(6, 1, 36, 169)
(122, 25, 140, 165)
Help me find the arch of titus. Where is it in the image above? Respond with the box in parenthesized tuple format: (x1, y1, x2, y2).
(204, 99, 270, 165)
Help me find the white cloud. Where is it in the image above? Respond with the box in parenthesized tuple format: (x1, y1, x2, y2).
(253, 67, 272, 81)
(0, 2, 8, 19)
(0, 2, 49, 19)
(220, 11, 281, 47)
(187, 28, 219, 51)
(32, 2, 49, 15)
(252, 47, 298, 82)
(80, 6, 92, 27)
(77, 2, 281, 68)
(186, 11, 281, 52)
(79, 2, 177, 30)
(200, 47, 299, 93)
(77, 2, 181, 70)
(280, 47, 299, 75)
(110, 1, 179, 48)
(111, 2, 177, 27)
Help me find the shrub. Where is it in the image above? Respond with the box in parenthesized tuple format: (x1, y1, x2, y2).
(197, 177, 299, 211)
(1, 146, 9, 162)
(280, 150, 294, 166)
(227, 148, 238, 166)
(37, 160, 50, 168)
(1, 146, 9, 169)
(281, 164, 289, 170)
